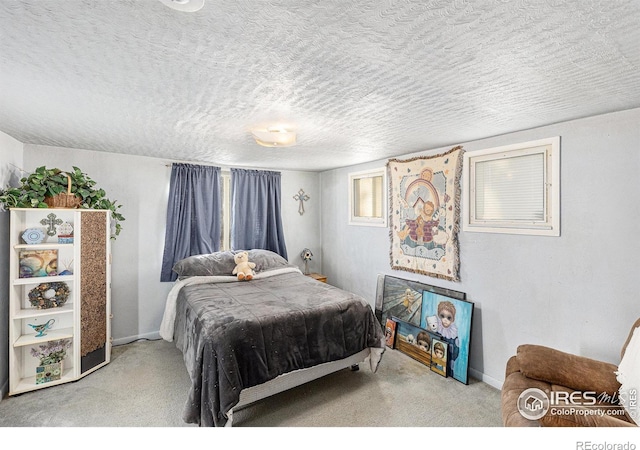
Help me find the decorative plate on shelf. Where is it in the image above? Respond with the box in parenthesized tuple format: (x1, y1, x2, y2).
(22, 228, 46, 245)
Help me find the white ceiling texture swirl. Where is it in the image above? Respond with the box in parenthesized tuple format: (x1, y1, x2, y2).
(1, 0, 639, 171)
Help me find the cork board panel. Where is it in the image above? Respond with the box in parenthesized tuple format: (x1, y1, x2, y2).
(80, 211, 107, 357)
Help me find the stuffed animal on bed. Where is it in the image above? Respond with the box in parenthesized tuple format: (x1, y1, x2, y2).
(232, 251, 256, 281)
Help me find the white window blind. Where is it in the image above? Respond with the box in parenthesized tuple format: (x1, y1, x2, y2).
(353, 175, 383, 218)
(474, 153, 545, 222)
(348, 168, 387, 227)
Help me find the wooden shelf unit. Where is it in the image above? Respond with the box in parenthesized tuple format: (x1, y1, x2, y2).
(8, 208, 112, 395)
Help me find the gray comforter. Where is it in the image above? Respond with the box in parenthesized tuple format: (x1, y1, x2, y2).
(171, 270, 385, 426)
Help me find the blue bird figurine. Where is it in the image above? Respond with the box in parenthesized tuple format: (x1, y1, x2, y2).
(29, 319, 55, 337)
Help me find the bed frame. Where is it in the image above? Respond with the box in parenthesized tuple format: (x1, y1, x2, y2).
(225, 348, 371, 426)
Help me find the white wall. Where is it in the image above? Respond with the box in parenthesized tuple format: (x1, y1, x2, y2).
(280, 172, 322, 274)
(23, 146, 321, 344)
(320, 107, 640, 388)
(0, 131, 24, 400)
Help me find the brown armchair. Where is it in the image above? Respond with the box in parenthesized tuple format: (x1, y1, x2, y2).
(501, 318, 640, 427)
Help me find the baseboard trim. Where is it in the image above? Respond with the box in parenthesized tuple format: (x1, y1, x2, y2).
(112, 331, 161, 347)
(469, 367, 503, 390)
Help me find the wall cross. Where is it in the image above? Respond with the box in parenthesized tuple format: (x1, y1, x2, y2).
(293, 188, 310, 215)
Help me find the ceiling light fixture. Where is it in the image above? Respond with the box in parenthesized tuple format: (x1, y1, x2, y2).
(250, 126, 297, 148)
(158, 0, 205, 12)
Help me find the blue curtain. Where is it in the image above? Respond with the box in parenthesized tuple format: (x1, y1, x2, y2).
(160, 163, 222, 282)
(230, 168, 288, 259)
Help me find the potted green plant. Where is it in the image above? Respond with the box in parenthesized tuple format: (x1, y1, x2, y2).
(0, 166, 125, 238)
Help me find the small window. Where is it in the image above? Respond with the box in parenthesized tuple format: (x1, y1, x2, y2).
(348, 168, 387, 227)
(462, 137, 560, 236)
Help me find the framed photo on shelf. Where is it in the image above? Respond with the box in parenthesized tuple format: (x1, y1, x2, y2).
(19, 249, 58, 278)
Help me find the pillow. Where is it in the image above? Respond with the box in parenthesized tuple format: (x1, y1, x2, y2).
(172, 251, 236, 278)
(246, 249, 292, 272)
(172, 249, 291, 279)
(616, 326, 640, 425)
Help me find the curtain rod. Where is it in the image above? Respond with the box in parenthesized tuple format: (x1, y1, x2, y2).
(163, 162, 282, 174)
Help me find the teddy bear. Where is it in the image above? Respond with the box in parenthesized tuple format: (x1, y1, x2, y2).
(232, 251, 256, 281)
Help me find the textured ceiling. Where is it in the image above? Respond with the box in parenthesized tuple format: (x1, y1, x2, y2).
(1, 0, 639, 172)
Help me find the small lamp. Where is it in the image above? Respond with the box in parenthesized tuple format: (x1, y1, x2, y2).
(300, 248, 313, 275)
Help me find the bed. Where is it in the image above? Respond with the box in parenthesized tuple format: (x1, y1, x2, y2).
(159, 249, 385, 427)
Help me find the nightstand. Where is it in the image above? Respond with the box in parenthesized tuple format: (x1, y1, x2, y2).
(306, 272, 327, 283)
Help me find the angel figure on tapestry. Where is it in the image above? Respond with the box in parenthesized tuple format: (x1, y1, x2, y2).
(394, 167, 451, 260)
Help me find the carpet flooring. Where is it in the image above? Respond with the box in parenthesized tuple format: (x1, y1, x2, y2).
(0, 338, 502, 427)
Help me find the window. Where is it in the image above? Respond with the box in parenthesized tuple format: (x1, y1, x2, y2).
(161, 164, 287, 282)
(348, 168, 387, 227)
(462, 137, 560, 236)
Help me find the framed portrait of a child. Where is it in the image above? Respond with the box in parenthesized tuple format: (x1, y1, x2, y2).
(429, 334, 448, 377)
(421, 291, 474, 384)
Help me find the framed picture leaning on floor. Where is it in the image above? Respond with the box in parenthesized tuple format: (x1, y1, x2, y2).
(420, 291, 474, 384)
(429, 333, 448, 377)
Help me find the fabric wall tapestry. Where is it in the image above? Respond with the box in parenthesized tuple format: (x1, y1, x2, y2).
(387, 146, 464, 281)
